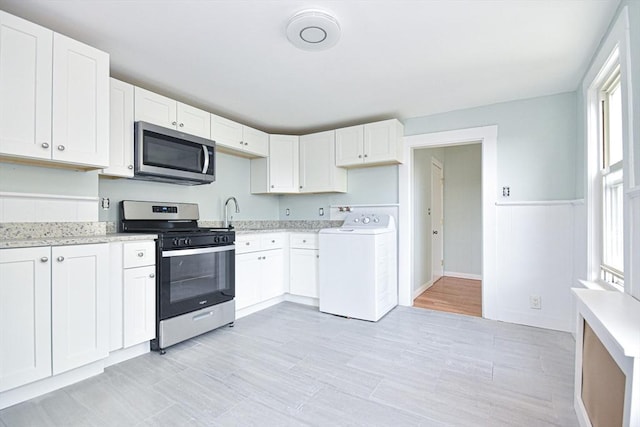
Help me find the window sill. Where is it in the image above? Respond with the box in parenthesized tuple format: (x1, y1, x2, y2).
(578, 279, 624, 293)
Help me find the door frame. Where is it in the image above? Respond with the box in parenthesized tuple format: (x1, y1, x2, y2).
(430, 157, 444, 283)
(398, 125, 497, 319)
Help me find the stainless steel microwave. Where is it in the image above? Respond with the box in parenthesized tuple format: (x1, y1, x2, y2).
(133, 121, 215, 185)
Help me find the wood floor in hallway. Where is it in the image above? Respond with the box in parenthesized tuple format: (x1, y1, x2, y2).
(413, 276, 482, 317)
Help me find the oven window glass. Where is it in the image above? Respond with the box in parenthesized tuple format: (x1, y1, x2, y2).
(143, 131, 203, 173)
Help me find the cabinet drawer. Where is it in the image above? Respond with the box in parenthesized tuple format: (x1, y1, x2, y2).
(123, 241, 156, 268)
(261, 233, 284, 250)
(235, 235, 261, 254)
(290, 233, 318, 249)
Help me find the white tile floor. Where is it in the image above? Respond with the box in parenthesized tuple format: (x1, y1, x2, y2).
(0, 302, 578, 426)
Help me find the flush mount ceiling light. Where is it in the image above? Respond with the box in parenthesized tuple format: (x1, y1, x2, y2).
(286, 9, 341, 51)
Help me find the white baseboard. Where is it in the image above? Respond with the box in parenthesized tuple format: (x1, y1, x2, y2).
(104, 342, 150, 368)
(236, 295, 286, 319)
(413, 279, 434, 299)
(444, 271, 482, 281)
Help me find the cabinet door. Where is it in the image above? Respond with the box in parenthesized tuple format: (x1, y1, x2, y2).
(134, 87, 177, 129)
(0, 12, 52, 160)
(299, 130, 347, 193)
(261, 249, 284, 301)
(335, 125, 364, 166)
(0, 247, 51, 392)
(242, 126, 269, 157)
(269, 135, 299, 193)
(123, 265, 156, 348)
(363, 119, 403, 165)
(102, 78, 134, 177)
(177, 102, 210, 139)
(210, 113, 243, 150)
(52, 33, 109, 167)
(234, 253, 262, 310)
(51, 243, 108, 375)
(289, 249, 319, 298)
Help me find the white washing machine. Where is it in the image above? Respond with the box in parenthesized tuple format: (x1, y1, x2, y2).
(318, 212, 398, 321)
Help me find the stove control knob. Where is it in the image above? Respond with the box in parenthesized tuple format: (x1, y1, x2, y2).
(373, 217, 380, 223)
(221, 235, 228, 243)
(185, 238, 192, 246)
(173, 238, 179, 246)
(363, 217, 371, 224)
(214, 236, 220, 243)
(353, 218, 359, 223)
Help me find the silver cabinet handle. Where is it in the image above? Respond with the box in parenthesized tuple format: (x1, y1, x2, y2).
(433, 230, 438, 235)
(149, 273, 155, 278)
(57, 145, 65, 151)
(179, 123, 184, 127)
(40, 257, 48, 262)
(138, 252, 144, 257)
(57, 256, 64, 262)
(128, 165, 133, 169)
(41, 142, 50, 149)
(172, 121, 177, 126)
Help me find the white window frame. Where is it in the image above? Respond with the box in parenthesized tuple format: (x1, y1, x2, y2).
(583, 6, 632, 294)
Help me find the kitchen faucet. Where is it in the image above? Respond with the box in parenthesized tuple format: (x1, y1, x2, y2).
(223, 196, 240, 229)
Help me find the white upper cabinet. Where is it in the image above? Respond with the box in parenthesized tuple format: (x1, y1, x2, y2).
(134, 87, 210, 139)
(0, 11, 109, 168)
(210, 113, 268, 158)
(102, 78, 135, 177)
(0, 12, 52, 161)
(335, 119, 404, 167)
(251, 134, 299, 194)
(299, 130, 347, 193)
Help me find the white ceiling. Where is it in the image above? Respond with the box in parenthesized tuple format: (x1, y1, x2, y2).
(0, 0, 619, 134)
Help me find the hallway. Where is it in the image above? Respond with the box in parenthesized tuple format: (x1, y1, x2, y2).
(413, 276, 482, 317)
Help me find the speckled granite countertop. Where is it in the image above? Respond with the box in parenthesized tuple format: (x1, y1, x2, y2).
(0, 220, 341, 249)
(0, 222, 156, 249)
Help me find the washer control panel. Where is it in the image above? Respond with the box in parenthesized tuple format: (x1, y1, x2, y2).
(342, 213, 392, 228)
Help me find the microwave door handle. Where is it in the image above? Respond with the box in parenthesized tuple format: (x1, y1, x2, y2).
(202, 145, 209, 174)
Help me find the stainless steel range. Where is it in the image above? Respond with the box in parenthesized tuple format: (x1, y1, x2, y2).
(120, 200, 235, 353)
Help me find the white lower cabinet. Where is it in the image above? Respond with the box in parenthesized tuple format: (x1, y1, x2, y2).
(289, 233, 319, 298)
(51, 244, 109, 375)
(0, 247, 52, 392)
(109, 240, 156, 351)
(235, 233, 285, 310)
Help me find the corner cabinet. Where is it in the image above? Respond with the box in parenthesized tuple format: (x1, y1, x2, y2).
(0, 247, 52, 392)
(210, 113, 268, 158)
(299, 130, 347, 193)
(0, 12, 109, 169)
(134, 87, 211, 139)
(250, 134, 299, 194)
(335, 119, 404, 167)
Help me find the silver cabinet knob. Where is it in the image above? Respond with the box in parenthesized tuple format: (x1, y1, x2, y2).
(271, 240, 275, 243)
(128, 165, 133, 170)
(138, 252, 144, 257)
(302, 240, 307, 243)
(239, 141, 244, 145)
(364, 154, 368, 158)
(299, 185, 303, 189)
(172, 121, 177, 126)
(179, 123, 184, 127)
(57, 256, 64, 262)
(40, 257, 49, 262)
(433, 230, 438, 235)
(358, 155, 362, 158)
(149, 273, 155, 278)
(41, 142, 50, 149)
(271, 185, 275, 188)
(245, 242, 250, 246)
(57, 145, 65, 151)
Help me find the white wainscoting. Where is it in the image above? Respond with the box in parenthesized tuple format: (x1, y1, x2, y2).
(0, 192, 98, 222)
(495, 201, 581, 332)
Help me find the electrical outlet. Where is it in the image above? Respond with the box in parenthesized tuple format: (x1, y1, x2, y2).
(529, 295, 542, 310)
(285, 208, 290, 216)
(502, 186, 510, 197)
(318, 207, 324, 216)
(101, 197, 110, 210)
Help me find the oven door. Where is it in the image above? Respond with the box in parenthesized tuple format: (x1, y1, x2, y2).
(159, 245, 235, 320)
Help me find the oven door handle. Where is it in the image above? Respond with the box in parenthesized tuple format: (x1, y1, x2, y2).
(162, 245, 235, 257)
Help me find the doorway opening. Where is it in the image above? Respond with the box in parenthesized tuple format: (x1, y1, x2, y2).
(398, 126, 498, 320)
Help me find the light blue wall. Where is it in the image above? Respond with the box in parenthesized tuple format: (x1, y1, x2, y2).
(405, 92, 578, 201)
(98, 152, 279, 222)
(278, 165, 398, 220)
(0, 162, 98, 196)
(443, 144, 482, 276)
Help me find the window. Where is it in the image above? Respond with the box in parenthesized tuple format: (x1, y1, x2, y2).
(598, 65, 624, 287)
